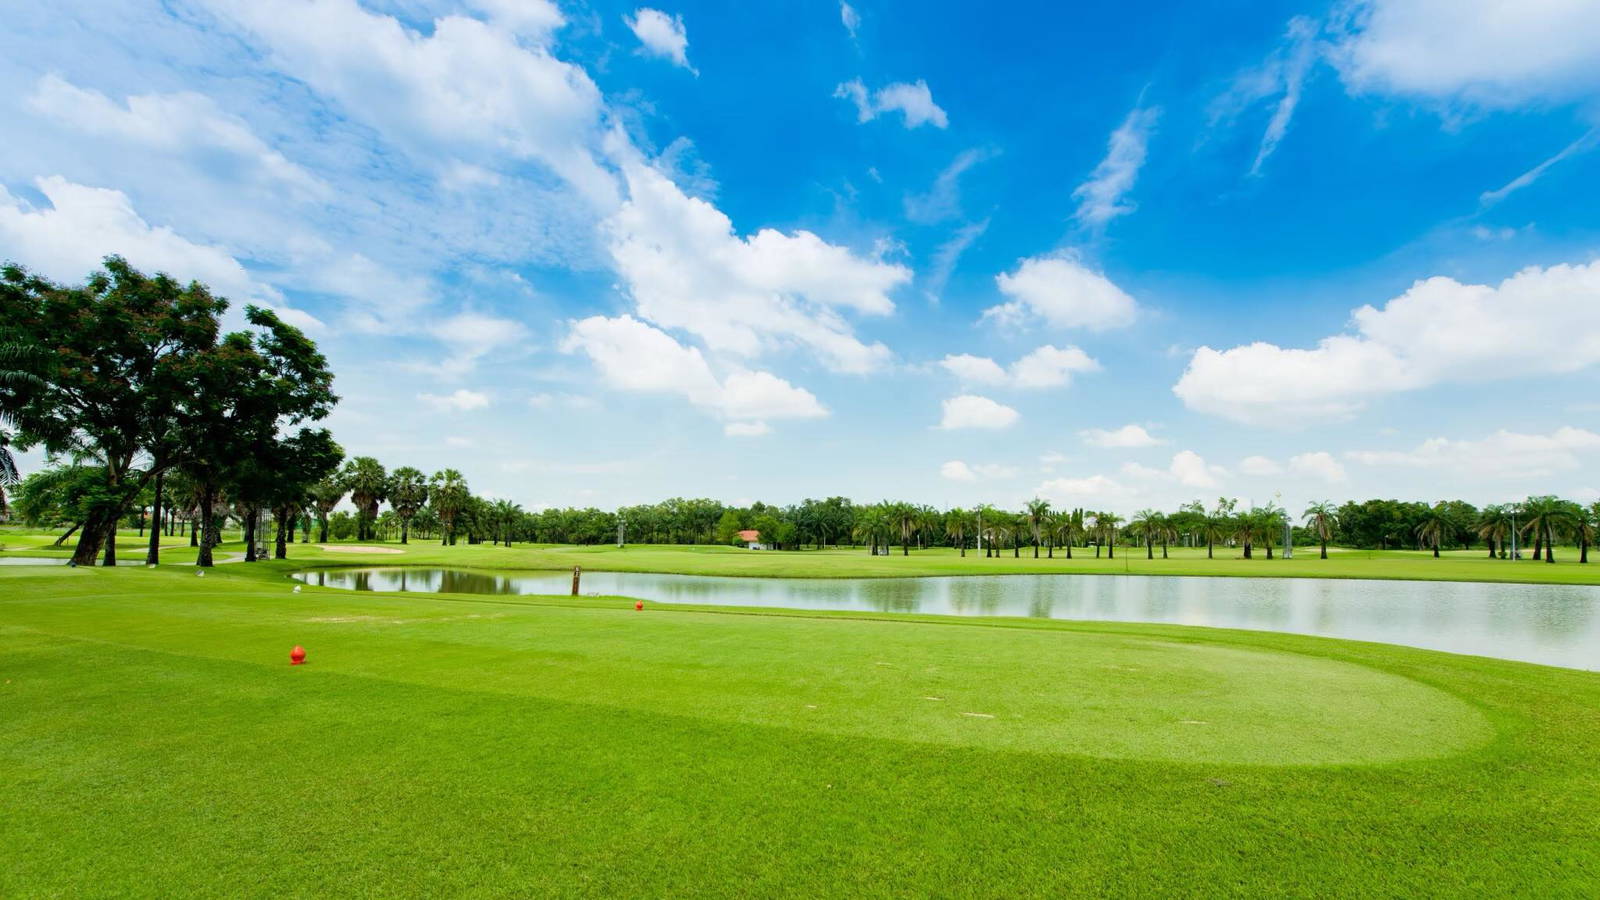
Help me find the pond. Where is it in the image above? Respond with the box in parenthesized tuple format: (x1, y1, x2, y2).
(293, 568, 1600, 671)
(0, 557, 70, 566)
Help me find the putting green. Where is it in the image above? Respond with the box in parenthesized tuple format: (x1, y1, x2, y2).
(4, 568, 1492, 765)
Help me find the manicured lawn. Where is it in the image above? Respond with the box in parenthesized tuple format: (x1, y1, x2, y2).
(2, 562, 1598, 895)
(8, 526, 1594, 586)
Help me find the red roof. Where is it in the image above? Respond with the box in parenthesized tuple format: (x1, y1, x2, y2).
(737, 529, 761, 541)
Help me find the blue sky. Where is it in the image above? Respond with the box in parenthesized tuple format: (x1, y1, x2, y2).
(3, 0, 1599, 513)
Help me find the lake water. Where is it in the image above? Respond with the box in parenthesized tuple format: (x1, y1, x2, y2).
(0, 557, 70, 566)
(294, 568, 1600, 671)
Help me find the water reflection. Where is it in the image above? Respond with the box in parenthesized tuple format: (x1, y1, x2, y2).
(295, 568, 1600, 671)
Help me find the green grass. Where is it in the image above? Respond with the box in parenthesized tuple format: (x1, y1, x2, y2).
(2, 561, 1598, 895)
(7, 526, 1595, 586)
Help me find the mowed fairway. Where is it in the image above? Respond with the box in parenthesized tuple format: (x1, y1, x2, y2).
(3, 564, 1599, 895)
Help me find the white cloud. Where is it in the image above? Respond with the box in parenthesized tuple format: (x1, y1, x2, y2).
(1010, 345, 1099, 388)
(1480, 127, 1600, 206)
(419, 389, 490, 412)
(1080, 424, 1162, 448)
(528, 392, 595, 409)
(1072, 106, 1159, 226)
(1174, 260, 1600, 425)
(940, 354, 1009, 385)
(923, 218, 988, 304)
(985, 255, 1138, 331)
(941, 460, 978, 481)
(426, 311, 530, 376)
(1168, 450, 1223, 489)
(1288, 450, 1348, 483)
(605, 161, 907, 374)
(835, 78, 949, 129)
(0, 175, 321, 330)
(937, 395, 1020, 430)
(940, 345, 1099, 390)
(562, 315, 827, 424)
(725, 421, 772, 438)
(26, 75, 324, 197)
(198, 0, 617, 209)
(840, 2, 860, 38)
(940, 460, 1018, 481)
(1346, 427, 1600, 478)
(467, 0, 565, 36)
(1035, 474, 1138, 505)
(1239, 455, 1285, 477)
(906, 147, 995, 223)
(626, 8, 694, 71)
(1330, 0, 1600, 109)
(1212, 17, 1319, 175)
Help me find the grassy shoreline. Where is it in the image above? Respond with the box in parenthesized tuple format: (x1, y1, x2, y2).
(6, 527, 1598, 587)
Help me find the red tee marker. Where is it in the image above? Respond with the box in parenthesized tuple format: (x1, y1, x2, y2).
(290, 645, 306, 666)
(634, 600, 643, 611)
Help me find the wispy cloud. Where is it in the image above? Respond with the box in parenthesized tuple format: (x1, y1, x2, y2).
(1480, 127, 1600, 206)
(1072, 105, 1159, 227)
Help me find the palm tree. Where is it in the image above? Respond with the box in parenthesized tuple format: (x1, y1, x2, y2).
(890, 502, 918, 556)
(1414, 503, 1457, 558)
(1475, 504, 1513, 559)
(429, 469, 470, 545)
(339, 456, 388, 542)
(491, 499, 523, 546)
(1576, 502, 1597, 565)
(387, 467, 429, 545)
(1097, 512, 1123, 559)
(945, 508, 974, 556)
(1024, 498, 1051, 559)
(1131, 508, 1160, 559)
(307, 477, 345, 543)
(1053, 510, 1084, 560)
(1256, 505, 1285, 559)
(1302, 501, 1338, 560)
(1520, 496, 1575, 564)
(1232, 513, 1255, 559)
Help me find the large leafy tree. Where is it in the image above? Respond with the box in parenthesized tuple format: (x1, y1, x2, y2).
(178, 307, 336, 567)
(1, 259, 227, 565)
(387, 466, 429, 544)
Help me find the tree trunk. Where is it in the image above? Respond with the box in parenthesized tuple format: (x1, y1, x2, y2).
(275, 508, 289, 559)
(146, 470, 163, 565)
(1582, 537, 1589, 564)
(54, 523, 81, 547)
(1207, 537, 1214, 559)
(197, 485, 217, 567)
(1320, 538, 1328, 560)
(243, 508, 258, 563)
(1162, 538, 1168, 559)
(1064, 542, 1072, 559)
(1146, 538, 1153, 560)
(401, 519, 410, 545)
(1107, 540, 1114, 559)
(70, 503, 119, 567)
(1265, 544, 1274, 560)
(102, 527, 117, 567)
(1545, 524, 1556, 564)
